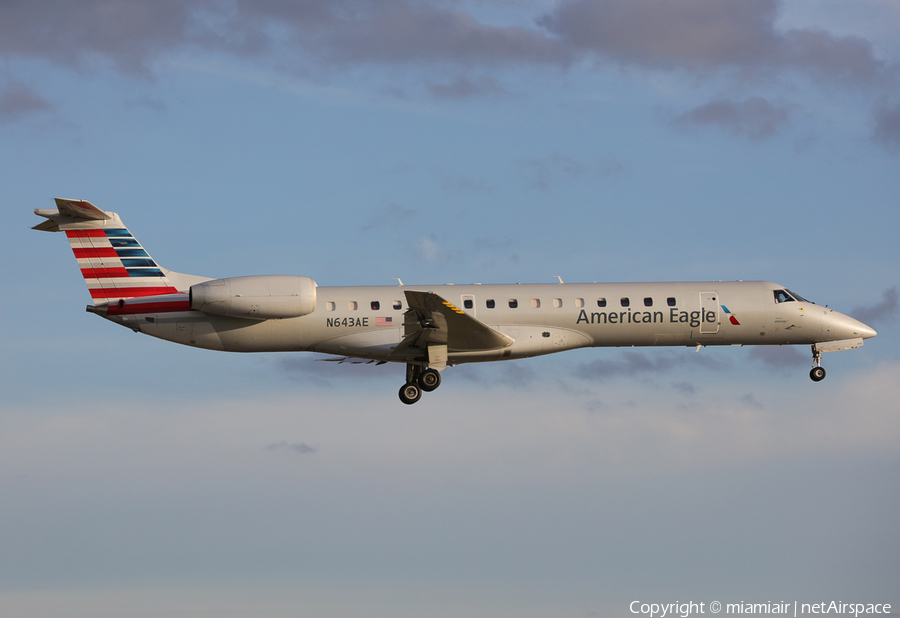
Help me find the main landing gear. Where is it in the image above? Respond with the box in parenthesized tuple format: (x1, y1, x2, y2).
(810, 345, 826, 382)
(399, 364, 442, 405)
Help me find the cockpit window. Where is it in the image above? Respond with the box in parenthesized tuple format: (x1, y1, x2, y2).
(786, 289, 812, 303)
(774, 290, 794, 303)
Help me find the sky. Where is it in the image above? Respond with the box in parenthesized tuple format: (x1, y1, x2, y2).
(1, 1, 899, 616)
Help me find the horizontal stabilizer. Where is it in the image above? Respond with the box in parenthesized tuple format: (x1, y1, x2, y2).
(55, 198, 110, 220)
(33, 199, 113, 232)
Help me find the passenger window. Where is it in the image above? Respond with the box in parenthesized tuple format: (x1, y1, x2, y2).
(644, 297, 653, 307)
(553, 298, 563, 308)
(774, 290, 794, 303)
(597, 298, 607, 308)
(349, 301, 358, 311)
(371, 301, 380, 310)
(667, 297, 676, 306)
(531, 299, 541, 308)
(326, 301, 335, 311)
(575, 298, 584, 308)
(509, 299, 518, 309)
(464, 299, 473, 309)
(393, 300, 402, 310)
(620, 297, 630, 307)
(486, 299, 495, 309)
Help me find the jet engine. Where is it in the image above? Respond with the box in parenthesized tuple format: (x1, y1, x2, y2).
(190, 275, 317, 319)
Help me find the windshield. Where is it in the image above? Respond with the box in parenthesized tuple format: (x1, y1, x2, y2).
(774, 289, 793, 303)
(786, 289, 813, 303)
(774, 289, 814, 304)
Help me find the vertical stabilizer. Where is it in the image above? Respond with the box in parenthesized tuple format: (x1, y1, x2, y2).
(34, 199, 179, 302)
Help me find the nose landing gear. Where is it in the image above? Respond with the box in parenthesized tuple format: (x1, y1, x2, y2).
(810, 345, 826, 382)
(399, 364, 443, 404)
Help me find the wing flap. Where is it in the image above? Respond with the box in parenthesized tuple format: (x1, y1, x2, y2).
(401, 290, 514, 352)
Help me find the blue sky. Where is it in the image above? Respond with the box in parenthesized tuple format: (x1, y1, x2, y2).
(1, 1, 898, 616)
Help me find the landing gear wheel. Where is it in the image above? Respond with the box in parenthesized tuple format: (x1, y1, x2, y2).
(418, 368, 441, 392)
(809, 345, 826, 382)
(399, 382, 422, 405)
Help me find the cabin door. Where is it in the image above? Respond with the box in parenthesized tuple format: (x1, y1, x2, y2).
(699, 291, 720, 334)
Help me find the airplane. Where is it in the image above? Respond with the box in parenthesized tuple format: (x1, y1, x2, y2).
(34, 198, 877, 404)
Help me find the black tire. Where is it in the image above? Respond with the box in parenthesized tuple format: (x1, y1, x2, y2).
(810, 367, 826, 382)
(418, 368, 442, 392)
(399, 382, 422, 404)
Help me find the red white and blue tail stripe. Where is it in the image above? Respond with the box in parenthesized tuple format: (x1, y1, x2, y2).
(64, 227, 178, 301)
(34, 198, 180, 302)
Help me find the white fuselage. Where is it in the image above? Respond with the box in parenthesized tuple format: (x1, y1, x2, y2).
(116, 280, 874, 365)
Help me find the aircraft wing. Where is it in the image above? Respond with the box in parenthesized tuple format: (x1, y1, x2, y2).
(394, 290, 514, 357)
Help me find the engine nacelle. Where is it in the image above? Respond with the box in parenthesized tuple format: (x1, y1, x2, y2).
(190, 275, 317, 319)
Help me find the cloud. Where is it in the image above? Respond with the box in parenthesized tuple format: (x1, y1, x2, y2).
(124, 96, 168, 113)
(266, 440, 316, 455)
(518, 152, 622, 190)
(851, 286, 899, 326)
(538, 0, 892, 84)
(0, 1, 567, 74)
(360, 203, 418, 233)
(425, 75, 508, 100)
(872, 103, 900, 151)
(672, 97, 794, 140)
(2, 0, 896, 144)
(519, 152, 585, 190)
(451, 360, 539, 389)
(671, 381, 697, 395)
(539, 0, 781, 70)
(497, 362, 539, 388)
(416, 236, 442, 262)
(0, 80, 53, 124)
(748, 345, 808, 369)
(2, 363, 898, 603)
(3, 1, 891, 89)
(265, 0, 569, 67)
(276, 355, 393, 386)
(575, 349, 722, 381)
(434, 170, 495, 194)
(0, 1, 195, 74)
(739, 392, 764, 409)
(780, 27, 888, 85)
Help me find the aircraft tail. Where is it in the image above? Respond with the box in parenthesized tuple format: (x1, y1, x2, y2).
(34, 198, 181, 302)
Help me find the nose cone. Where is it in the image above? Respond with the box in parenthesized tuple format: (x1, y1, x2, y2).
(832, 311, 877, 340)
(857, 320, 877, 339)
